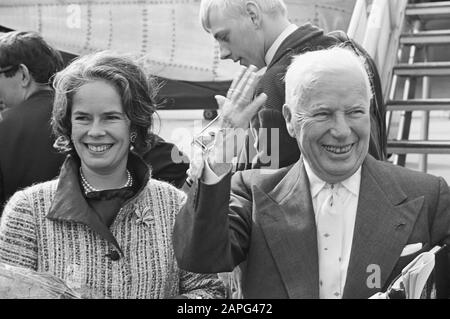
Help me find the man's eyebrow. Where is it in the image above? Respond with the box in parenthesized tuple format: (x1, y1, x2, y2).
(346, 104, 368, 110)
(309, 105, 331, 112)
(350, 103, 367, 108)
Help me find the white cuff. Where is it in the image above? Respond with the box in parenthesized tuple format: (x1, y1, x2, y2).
(202, 159, 228, 185)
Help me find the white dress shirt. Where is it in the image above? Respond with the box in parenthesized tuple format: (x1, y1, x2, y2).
(303, 159, 361, 299)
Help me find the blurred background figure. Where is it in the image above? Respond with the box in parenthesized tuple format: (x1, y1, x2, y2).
(0, 51, 224, 299)
(0, 31, 65, 210)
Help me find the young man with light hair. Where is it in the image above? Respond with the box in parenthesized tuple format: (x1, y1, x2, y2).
(174, 47, 450, 299)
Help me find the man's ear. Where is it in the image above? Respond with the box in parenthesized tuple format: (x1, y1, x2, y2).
(245, 1, 262, 28)
(282, 104, 295, 138)
(18, 64, 33, 88)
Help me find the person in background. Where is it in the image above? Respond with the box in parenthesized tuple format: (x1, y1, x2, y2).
(173, 47, 450, 298)
(0, 51, 224, 299)
(0, 31, 65, 209)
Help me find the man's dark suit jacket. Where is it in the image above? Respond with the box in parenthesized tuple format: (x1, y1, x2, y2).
(0, 90, 65, 209)
(173, 155, 450, 298)
(237, 24, 386, 170)
(0, 90, 189, 210)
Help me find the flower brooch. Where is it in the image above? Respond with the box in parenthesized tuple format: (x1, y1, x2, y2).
(134, 206, 154, 227)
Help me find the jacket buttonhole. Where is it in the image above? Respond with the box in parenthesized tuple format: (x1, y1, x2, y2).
(395, 222, 406, 230)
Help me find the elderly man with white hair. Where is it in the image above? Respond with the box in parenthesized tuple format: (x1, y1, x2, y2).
(173, 47, 450, 299)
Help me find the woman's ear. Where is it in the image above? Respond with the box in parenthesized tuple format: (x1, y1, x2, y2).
(282, 104, 295, 138)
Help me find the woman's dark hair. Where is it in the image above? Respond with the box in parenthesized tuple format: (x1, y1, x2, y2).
(0, 31, 63, 84)
(52, 51, 156, 155)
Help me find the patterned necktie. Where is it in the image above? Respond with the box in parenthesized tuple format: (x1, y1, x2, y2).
(316, 183, 344, 299)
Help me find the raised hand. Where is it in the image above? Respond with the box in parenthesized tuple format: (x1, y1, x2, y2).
(215, 65, 267, 129)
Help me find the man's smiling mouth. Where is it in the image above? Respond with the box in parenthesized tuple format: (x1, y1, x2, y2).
(322, 143, 355, 154)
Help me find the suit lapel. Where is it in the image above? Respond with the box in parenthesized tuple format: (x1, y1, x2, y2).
(343, 157, 424, 298)
(256, 160, 319, 298)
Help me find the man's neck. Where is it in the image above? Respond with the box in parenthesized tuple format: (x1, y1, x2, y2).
(24, 82, 52, 100)
(262, 16, 291, 63)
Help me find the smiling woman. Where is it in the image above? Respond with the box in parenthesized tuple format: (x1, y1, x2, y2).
(0, 51, 225, 299)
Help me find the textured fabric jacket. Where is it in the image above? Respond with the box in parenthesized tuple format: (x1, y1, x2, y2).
(236, 24, 386, 170)
(0, 155, 224, 299)
(174, 155, 450, 298)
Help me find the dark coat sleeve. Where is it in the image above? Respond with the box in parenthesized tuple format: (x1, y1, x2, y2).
(421, 176, 450, 298)
(173, 170, 253, 273)
(0, 166, 4, 210)
(431, 177, 450, 283)
(430, 177, 450, 246)
(141, 134, 189, 188)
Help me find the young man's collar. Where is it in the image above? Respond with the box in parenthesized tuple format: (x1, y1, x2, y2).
(264, 23, 298, 66)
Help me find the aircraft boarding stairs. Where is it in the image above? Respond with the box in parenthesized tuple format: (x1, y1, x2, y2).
(385, 1, 450, 172)
(347, 0, 450, 172)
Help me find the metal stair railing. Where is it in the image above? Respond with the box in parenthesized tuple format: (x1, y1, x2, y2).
(349, 0, 450, 173)
(386, 0, 450, 172)
(400, 30, 450, 45)
(388, 19, 421, 167)
(405, 1, 450, 17)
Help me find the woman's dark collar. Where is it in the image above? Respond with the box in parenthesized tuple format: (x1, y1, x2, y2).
(45, 152, 151, 254)
(125, 151, 151, 204)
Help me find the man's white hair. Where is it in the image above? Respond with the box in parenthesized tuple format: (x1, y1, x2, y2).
(285, 46, 373, 111)
(199, 0, 287, 32)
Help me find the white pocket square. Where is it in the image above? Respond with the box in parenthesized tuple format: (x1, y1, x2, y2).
(400, 243, 423, 257)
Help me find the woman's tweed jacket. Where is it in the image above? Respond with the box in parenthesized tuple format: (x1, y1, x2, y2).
(0, 163, 224, 299)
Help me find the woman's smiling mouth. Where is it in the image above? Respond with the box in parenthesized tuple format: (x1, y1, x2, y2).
(86, 144, 113, 153)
